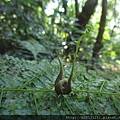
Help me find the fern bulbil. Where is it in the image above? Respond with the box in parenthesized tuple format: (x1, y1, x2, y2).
(54, 24, 92, 95)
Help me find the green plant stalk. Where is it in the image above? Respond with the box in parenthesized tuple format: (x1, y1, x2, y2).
(0, 88, 53, 92)
(89, 96, 102, 115)
(111, 95, 120, 112)
(0, 88, 120, 96)
(73, 89, 120, 96)
(99, 80, 106, 92)
(89, 96, 97, 114)
(68, 35, 84, 83)
(18, 71, 45, 89)
(0, 89, 4, 107)
(64, 97, 73, 114)
(33, 92, 39, 115)
(55, 57, 63, 85)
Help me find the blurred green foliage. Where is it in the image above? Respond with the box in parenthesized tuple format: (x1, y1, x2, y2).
(0, 0, 120, 63)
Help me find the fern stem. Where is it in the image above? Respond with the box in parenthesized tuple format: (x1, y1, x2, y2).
(73, 89, 120, 96)
(68, 35, 84, 83)
(33, 92, 40, 115)
(63, 96, 73, 114)
(0, 88, 120, 96)
(0, 88, 53, 92)
(99, 80, 106, 92)
(0, 89, 4, 107)
(18, 72, 44, 89)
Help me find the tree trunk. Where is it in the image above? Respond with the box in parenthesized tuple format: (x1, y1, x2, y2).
(75, 0, 79, 18)
(92, 0, 107, 63)
(62, 0, 67, 15)
(77, 0, 98, 30)
(65, 0, 98, 57)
